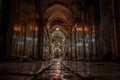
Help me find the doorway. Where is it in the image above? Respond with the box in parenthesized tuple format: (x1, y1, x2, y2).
(50, 25, 66, 59)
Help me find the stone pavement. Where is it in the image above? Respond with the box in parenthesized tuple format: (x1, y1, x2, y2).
(63, 61, 120, 80)
(0, 61, 51, 80)
(0, 60, 120, 80)
(37, 59, 82, 80)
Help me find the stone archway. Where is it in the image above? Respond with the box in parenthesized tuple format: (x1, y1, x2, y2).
(42, 3, 72, 60)
(50, 25, 66, 59)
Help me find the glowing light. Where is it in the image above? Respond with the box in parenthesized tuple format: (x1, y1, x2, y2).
(53, 60, 61, 79)
(14, 27, 17, 31)
(14, 26, 21, 31)
(35, 27, 38, 31)
(76, 27, 82, 32)
(56, 28, 60, 31)
(76, 27, 89, 32)
(84, 27, 89, 32)
(29, 26, 33, 30)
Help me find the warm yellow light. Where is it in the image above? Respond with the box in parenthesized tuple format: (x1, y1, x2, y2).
(56, 28, 59, 31)
(76, 27, 82, 32)
(85, 27, 89, 32)
(14, 26, 21, 31)
(14, 27, 17, 31)
(29, 26, 32, 30)
(76, 27, 89, 32)
(35, 27, 38, 31)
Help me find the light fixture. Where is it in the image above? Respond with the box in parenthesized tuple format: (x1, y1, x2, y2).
(56, 28, 59, 31)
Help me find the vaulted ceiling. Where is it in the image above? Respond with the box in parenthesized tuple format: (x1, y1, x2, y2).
(43, 4, 72, 24)
(43, 4, 73, 38)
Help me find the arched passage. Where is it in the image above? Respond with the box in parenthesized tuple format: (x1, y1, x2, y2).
(43, 3, 72, 60)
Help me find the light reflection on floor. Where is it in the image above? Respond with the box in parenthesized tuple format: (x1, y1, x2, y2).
(38, 59, 81, 80)
(38, 59, 62, 80)
(52, 60, 61, 79)
(0, 60, 120, 80)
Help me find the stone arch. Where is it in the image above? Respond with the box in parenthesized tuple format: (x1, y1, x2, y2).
(43, 3, 73, 24)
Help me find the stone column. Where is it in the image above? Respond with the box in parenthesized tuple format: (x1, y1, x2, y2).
(100, 0, 113, 60)
(34, 0, 44, 60)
